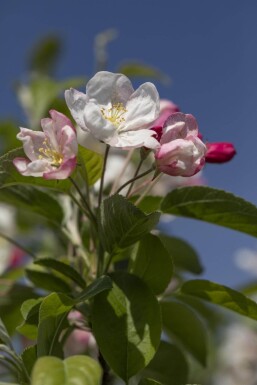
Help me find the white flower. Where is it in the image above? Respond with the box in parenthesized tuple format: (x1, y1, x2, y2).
(65, 71, 160, 149)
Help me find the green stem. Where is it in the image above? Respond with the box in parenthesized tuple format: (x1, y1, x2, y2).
(0, 231, 37, 259)
(69, 176, 97, 225)
(98, 145, 110, 210)
(126, 158, 144, 197)
(115, 167, 154, 195)
(110, 149, 134, 195)
(135, 173, 162, 205)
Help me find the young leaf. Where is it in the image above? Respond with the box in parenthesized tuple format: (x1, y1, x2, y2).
(25, 268, 72, 293)
(34, 258, 86, 289)
(161, 186, 257, 238)
(143, 341, 188, 385)
(31, 355, 102, 385)
(0, 185, 63, 226)
(130, 233, 173, 295)
(159, 235, 203, 275)
(138, 379, 163, 385)
(118, 62, 170, 85)
(130, 196, 163, 213)
(77, 145, 103, 186)
(99, 195, 160, 254)
(161, 300, 208, 366)
(92, 272, 161, 382)
(17, 298, 43, 340)
(37, 292, 74, 357)
(21, 345, 37, 376)
(181, 279, 257, 321)
(29, 35, 62, 76)
(75, 275, 112, 303)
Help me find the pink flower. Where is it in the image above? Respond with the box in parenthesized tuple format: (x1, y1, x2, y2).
(155, 112, 206, 177)
(153, 99, 179, 127)
(205, 142, 236, 163)
(13, 110, 78, 180)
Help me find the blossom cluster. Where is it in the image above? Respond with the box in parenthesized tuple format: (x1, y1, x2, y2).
(13, 71, 236, 180)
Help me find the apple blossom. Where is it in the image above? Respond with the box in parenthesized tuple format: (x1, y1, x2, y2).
(65, 71, 160, 149)
(153, 99, 179, 127)
(155, 112, 206, 177)
(13, 110, 78, 180)
(205, 142, 236, 163)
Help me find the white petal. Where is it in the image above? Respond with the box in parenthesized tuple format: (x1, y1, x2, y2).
(14, 158, 50, 177)
(84, 101, 116, 142)
(122, 82, 160, 131)
(86, 71, 134, 106)
(17, 128, 46, 161)
(107, 129, 159, 149)
(65, 88, 89, 130)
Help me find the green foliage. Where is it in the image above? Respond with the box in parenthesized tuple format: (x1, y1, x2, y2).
(77, 145, 103, 186)
(21, 345, 37, 377)
(99, 194, 160, 254)
(130, 233, 173, 295)
(144, 341, 189, 385)
(161, 300, 208, 366)
(161, 186, 257, 238)
(37, 293, 74, 358)
(17, 299, 42, 340)
(34, 258, 86, 289)
(29, 35, 62, 76)
(0, 318, 13, 348)
(181, 279, 257, 321)
(139, 379, 163, 385)
(75, 275, 112, 303)
(92, 272, 162, 381)
(31, 356, 102, 385)
(160, 235, 203, 275)
(25, 267, 72, 293)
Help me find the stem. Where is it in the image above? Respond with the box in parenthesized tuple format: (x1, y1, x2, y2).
(135, 173, 162, 205)
(98, 145, 110, 209)
(110, 149, 134, 195)
(0, 231, 37, 259)
(69, 176, 97, 225)
(126, 158, 144, 197)
(115, 167, 154, 195)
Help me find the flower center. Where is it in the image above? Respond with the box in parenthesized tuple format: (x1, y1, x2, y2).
(101, 103, 127, 128)
(38, 140, 63, 167)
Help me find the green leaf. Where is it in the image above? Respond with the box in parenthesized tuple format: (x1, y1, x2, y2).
(37, 293, 74, 357)
(144, 341, 188, 385)
(25, 268, 72, 293)
(34, 259, 86, 289)
(21, 345, 37, 376)
(0, 148, 71, 192)
(17, 299, 42, 340)
(17, 76, 85, 128)
(161, 186, 257, 238)
(130, 196, 163, 213)
(161, 300, 208, 366)
(0, 120, 20, 154)
(139, 379, 163, 385)
(0, 318, 12, 348)
(181, 279, 257, 321)
(118, 62, 170, 85)
(159, 235, 203, 275)
(31, 355, 102, 385)
(29, 35, 62, 75)
(0, 185, 63, 226)
(99, 195, 160, 254)
(92, 272, 161, 381)
(130, 234, 173, 295)
(75, 275, 112, 302)
(77, 145, 103, 186)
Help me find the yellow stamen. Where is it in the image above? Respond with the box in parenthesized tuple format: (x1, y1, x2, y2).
(101, 103, 127, 128)
(38, 139, 63, 167)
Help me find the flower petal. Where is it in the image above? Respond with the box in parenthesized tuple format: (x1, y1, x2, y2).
(86, 71, 134, 106)
(43, 157, 77, 180)
(83, 100, 116, 141)
(13, 157, 50, 177)
(153, 99, 180, 127)
(17, 128, 46, 161)
(161, 113, 198, 144)
(65, 88, 89, 130)
(121, 82, 160, 131)
(107, 128, 159, 149)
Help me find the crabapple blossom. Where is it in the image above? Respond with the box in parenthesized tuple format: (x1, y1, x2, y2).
(205, 142, 236, 163)
(152, 99, 179, 127)
(65, 71, 160, 149)
(13, 110, 78, 180)
(155, 112, 206, 177)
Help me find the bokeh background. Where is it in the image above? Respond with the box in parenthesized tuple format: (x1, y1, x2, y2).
(1, 0, 257, 287)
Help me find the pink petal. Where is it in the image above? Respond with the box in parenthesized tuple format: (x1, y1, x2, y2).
(43, 157, 77, 180)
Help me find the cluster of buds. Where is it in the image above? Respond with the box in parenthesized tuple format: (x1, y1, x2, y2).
(13, 71, 236, 181)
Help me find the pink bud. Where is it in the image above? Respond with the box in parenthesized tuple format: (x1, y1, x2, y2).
(205, 142, 236, 163)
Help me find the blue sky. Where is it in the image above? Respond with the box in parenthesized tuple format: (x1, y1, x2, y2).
(1, 0, 257, 287)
